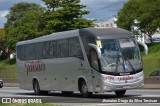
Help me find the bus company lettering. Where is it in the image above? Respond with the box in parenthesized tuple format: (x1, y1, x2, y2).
(106, 76, 114, 81)
(25, 60, 45, 75)
(118, 76, 133, 81)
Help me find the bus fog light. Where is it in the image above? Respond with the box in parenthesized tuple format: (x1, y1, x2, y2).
(104, 85, 112, 90)
(104, 79, 110, 82)
(138, 75, 144, 80)
(104, 86, 107, 89)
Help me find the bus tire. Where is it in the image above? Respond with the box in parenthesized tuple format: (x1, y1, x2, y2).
(33, 80, 40, 95)
(80, 80, 92, 98)
(115, 90, 126, 97)
(33, 80, 48, 95)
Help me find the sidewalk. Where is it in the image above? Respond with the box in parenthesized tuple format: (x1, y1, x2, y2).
(143, 84, 160, 89)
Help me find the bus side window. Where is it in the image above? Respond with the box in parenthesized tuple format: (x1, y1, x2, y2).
(69, 37, 84, 60)
(26, 44, 35, 60)
(57, 39, 69, 58)
(35, 42, 43, 59)
(43, 42, 50, 59)
(81, 35, 96, 61)
(17, 45, 26, 61)
(50, 41, 57, 58)
(90, 50, 99, 71)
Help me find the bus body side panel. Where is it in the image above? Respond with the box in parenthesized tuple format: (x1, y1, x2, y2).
(17, 59, 33, 90)
(42, 58, 80, 91)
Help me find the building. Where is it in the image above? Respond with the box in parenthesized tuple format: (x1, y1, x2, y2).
(94, 18, 160, 43)
(151, 31, 160, 42)
(94, 17, 117, 28)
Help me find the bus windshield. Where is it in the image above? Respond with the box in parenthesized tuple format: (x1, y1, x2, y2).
(100, 39, 141, 74)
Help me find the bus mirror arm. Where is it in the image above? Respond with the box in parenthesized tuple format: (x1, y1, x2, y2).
(88, 43, 101, 59)
(138, 42, 148, 55)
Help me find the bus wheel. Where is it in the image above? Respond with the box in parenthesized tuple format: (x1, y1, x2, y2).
(80, 80, 92, 97)
(33, 80, 40, 95)
(33, 80, 48, 95)
(62, 91, 73, 96)
(115, 90, 126, 97)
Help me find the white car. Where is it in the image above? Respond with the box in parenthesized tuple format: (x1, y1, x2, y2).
(0, 79, 3, 88)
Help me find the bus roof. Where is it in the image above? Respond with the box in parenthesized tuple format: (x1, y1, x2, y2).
(79, 27, 133, 39)
(17, 27, 133, 46)
(17, 29, 79, 45)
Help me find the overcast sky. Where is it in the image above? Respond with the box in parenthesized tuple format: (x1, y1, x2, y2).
(0, 0, 128, 28)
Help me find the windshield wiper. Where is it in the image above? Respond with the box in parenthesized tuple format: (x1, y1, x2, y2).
(114, 51, 120, 74)
(122, 51, 136, 73)
(125, 58, 136, 72)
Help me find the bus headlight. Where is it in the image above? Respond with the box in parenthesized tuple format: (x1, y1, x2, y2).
(104, 85, 108, 90)
(104, 78, 110, 83)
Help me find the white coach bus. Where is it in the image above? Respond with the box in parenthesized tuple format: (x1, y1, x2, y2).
(16, 27, 144, 97)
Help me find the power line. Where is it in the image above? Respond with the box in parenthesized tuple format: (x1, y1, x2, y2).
(85, 1, 126, 12)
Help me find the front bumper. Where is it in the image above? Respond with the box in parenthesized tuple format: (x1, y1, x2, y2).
(100, 71, 144, 92)
(103, 79, 144, 92)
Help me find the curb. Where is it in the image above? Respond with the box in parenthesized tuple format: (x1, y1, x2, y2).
(143, 84, 160, 89)
(3, 83, 19, 87)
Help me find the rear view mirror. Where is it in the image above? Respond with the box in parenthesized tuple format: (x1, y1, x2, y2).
(88, 43, 101, 59)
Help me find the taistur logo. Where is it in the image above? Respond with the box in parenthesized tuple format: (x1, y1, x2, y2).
(25, 60, 45, 75)
(118, 76, 133, 81)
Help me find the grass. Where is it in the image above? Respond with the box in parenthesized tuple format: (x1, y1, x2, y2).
(140, 43, 160, 76)
(141, 42, 160, 59)
(0, 103, 58, 106)
(142, 59, 160, 76)
(0, 58, 17, 78)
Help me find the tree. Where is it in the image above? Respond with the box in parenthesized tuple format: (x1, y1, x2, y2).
(0, 29, 8, 59)
(5, 2, 45, 49)
(5, 1, 93, 50)
(116, 0, 160, 42)
(0, 28, 6, 51)
(42, 0, 93, 34)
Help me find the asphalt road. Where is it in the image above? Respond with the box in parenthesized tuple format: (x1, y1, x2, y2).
(0, 87, 160, 106)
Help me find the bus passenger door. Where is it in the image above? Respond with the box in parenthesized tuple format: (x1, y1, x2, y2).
(90, 50, 101, 92)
